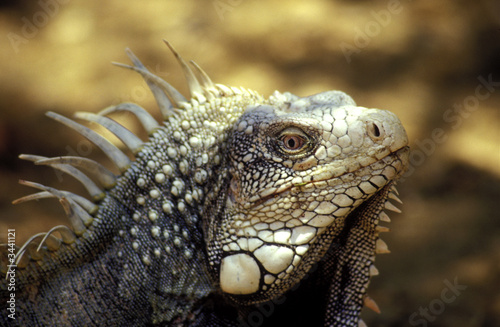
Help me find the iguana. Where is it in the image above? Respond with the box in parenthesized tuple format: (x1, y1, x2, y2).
(0, 41, 409, 326)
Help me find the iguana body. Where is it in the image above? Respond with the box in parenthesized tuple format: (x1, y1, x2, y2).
(0, 43, 409, 326)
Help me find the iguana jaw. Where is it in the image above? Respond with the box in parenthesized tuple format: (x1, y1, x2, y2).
(216, 146, 409, 302)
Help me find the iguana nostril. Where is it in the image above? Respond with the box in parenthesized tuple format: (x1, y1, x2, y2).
(369, 122, 382, 139)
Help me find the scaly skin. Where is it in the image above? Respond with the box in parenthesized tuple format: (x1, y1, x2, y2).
(0, 44, 409, 326)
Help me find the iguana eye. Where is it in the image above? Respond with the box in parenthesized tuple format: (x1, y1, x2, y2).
(282, 135, 304, 151)
(278, 128, 310, 155)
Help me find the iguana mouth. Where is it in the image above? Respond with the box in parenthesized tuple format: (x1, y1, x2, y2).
(253, 145, 410, 208)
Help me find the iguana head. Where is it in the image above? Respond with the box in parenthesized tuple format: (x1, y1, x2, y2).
(205, 90, 409, 304)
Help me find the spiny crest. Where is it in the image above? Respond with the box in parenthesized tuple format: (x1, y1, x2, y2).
(0, 42, 239, 276)
(359, 182, 403, 320)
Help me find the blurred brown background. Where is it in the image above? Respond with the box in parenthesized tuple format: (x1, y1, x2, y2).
(0, 0, 499, 326)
